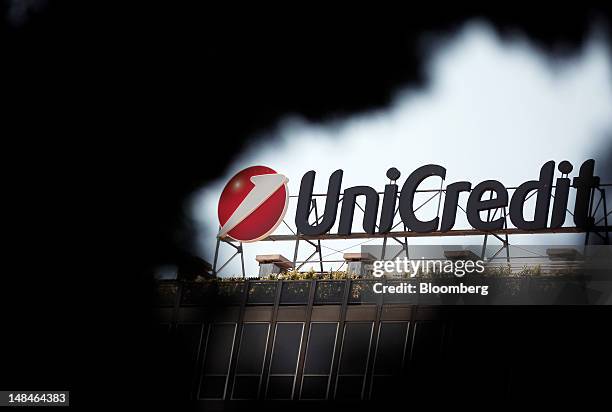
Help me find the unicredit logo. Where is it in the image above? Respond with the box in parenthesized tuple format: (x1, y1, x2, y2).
(217, 166, 289, 242)
(219, 160, 600, 241)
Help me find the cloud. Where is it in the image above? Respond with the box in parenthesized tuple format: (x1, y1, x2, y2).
(191, 21, 612, 277)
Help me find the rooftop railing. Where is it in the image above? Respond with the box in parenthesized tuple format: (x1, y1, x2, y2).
(155, 273, 593, 307)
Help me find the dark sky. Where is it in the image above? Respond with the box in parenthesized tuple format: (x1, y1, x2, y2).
(1, 3, 611, 408)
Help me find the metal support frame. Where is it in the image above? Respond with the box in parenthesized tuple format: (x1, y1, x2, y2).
(292, 199, 325, 273)
(586, 187, 610, 245)
(213, 234, 246, 278)
(214, 182, 611, 277)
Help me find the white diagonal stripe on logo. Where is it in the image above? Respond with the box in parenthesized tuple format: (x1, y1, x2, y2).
(218, 173, 288, 238)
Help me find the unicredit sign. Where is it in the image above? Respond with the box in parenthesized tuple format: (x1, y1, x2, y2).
(219, 160, 599, 242)
(295, 159, 599, 236)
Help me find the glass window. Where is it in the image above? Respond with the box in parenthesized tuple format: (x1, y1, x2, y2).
(334, 322, 373, 400)
(374, 322, 409, 375)
(232, 376, 260, 399)
(267, 376, 295, 399)
(199, 323, 236, 399)
(300, 322, 338, 400)
(267, 323, 304, 399)
(301, 376, 330, 400)
(236, 323, 269, 374)
(369, 322, 410, 400)
(232, 323, 270, 399)
(200, 376, 227, 399)
(335, 376, 365, 400)
(269, 323, 303, 374)
(338, 322, 373, 375)
(304, 323, 337, 375)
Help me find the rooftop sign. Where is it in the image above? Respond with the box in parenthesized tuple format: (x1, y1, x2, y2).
(219, 160, 600, 242)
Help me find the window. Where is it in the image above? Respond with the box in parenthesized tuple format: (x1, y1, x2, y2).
(176, 323, 204, 398)
(370, 322, 409, 399)
(266, 322, 304, 399)
(373, 322, 409, 374)
(334, 322, 373, 400)
(198, 323, 236, 399)
(231, 323, 270, 399)
(300, 322, 338, 399)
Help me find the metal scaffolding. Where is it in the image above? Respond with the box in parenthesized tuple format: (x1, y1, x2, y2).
(213, 181, 611, 277)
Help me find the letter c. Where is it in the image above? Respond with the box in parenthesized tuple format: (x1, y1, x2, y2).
(399, 165, 446, 232)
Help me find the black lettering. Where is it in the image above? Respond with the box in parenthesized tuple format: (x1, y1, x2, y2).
(399, 165, 446, 232)
(509, 161, 554, 230)
(338, 186, 379, 235)
(440, 181, 471, 231)
(467, 181, 508, 231)
(572, 159, 599, 229)
(295, 170, 343, 235)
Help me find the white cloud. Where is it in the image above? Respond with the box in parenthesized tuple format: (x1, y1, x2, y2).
(191, 22, 612, 277)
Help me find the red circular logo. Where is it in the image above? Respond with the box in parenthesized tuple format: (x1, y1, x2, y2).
(217, 166, 289, 242)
